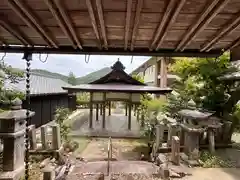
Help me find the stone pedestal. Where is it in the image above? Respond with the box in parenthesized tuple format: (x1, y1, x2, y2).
(171, 136, 180, 165)
(0, 98, 35, 180)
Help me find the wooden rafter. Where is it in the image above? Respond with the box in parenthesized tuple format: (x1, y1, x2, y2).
(226, 37, 240, 51)
(8, 0, 58, 48)
(53, 0, 82, 49)
(176, 0, 228, 51)
(44, 0, 77, 49)
(124, 0, 133, 50)
(201, 11, 240, 52)
(96, 0, 108, 49)
(180, 0, 230, 51)
(150, 0, 176, 50)
(86, 0, 102, 49)
(130, 0, 143, 51)
(156, 0, 186, 50)
(0, 18, 31, 46)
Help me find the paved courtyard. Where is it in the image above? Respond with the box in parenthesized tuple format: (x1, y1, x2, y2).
(69, 108, 142, 138)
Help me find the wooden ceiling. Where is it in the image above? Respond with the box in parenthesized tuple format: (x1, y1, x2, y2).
(0, 0, 240, 57)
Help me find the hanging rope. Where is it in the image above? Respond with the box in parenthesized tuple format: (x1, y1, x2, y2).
(39, 53, 49, 63)
(24, 52, 31, 180)
(130, 56, 133, 64)
(85, 54, 90, 63)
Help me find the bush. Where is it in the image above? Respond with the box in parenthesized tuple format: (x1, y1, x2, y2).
(54, 107, 71, 142)
(200, 151, 231, 168)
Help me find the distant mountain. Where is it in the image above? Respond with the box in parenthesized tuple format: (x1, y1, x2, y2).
(31, 67, 112, 84)
(77, 67, 111, 84)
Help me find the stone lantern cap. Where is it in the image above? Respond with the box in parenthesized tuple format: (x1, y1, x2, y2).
(0, 98, 35, 121)
(178, 109, 215, 120)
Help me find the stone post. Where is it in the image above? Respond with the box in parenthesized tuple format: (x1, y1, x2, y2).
(167, 124, 179, 147)
(0, 98, 35, 180)
(156, 124, 165, 149)
(28, 125, 37, 150)
(51, 125, 61, 150)
(171, 136, 180, 165)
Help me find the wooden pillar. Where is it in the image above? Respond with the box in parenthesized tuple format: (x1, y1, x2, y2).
(125, 103, 128, 116)
(128, 101, 132, 130)
(89, 92, 93, 129)
(102, 93, 106, 129)
(154, 58, 160, 87)
(100, 104, 103, 115)
(96, 104, 99, 121)
(231, 46, 240, 61)
(108, 101, 111, 116)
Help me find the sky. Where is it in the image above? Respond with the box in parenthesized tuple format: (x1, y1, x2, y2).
(1, 53, 150, 77)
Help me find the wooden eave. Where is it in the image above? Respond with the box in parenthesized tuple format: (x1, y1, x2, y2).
(0, 0, 240, 57)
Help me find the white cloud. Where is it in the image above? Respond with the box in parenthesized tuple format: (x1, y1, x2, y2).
(1, 53, 150, 77)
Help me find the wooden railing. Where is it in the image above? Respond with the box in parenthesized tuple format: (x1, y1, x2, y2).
(107, 136, 112, 176)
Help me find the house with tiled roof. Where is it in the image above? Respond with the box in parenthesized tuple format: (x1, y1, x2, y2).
(5, 72, 75, 128)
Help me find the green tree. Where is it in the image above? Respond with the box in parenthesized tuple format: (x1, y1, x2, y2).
(67, 71, 77, 85)
(168, 52, 236, 115)
(0, 62, 24, 107)
(132, 73, 144, 83)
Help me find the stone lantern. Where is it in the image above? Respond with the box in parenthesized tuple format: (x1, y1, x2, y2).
(0, 98, 35, 180)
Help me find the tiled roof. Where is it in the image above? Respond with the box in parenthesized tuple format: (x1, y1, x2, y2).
(5, 72, 70, 96)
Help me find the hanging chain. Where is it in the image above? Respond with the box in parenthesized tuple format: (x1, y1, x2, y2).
(25, 53, 31, 180)
(131, 56, 133, 64)
(85, 54, 90, 63)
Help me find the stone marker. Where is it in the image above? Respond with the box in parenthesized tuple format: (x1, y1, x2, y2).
(171, 136, 180, 165)
(0, 98, 35, 180)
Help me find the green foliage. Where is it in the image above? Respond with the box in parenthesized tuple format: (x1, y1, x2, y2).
(168, 52, 236, 114)
(76, 92, 90, 105)
(0, 62, 24, 107)
(200, 151, 232, 168)
(67, 71, 77, 85)
(54, 107, 71, 142)
(132, 73, 144, 83)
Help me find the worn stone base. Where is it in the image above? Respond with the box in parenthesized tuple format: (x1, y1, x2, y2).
(180, 153, 200, 167)
(0, 167, 24, 180)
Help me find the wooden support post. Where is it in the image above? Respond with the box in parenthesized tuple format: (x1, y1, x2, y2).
(41, 125, 48, 150)
(136, 105, 140, 121)
(51, 125, 61, 150)
(28, 125, 37, 150)
(100, 104, 103, 115)
(89, 92, 93, 129)
(141, 108, 145, 128)
(96, 104, 99, 121)
(128, 100, 132, 130)
(108, 101, 111, 116)
(102, 93, 106, 129)
(125, 103, 128, 116)
(171, 136, 180, 165)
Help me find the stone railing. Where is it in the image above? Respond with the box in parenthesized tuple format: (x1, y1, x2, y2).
(28, 124, 61, 153)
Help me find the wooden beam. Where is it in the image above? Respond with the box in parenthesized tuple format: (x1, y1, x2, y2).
(43, 0, 77, 49)
(8, 0, 58, 48)
(226, 37, 240, 51)
(53, 0, 82, 49)
(156, 0, 186, 50)
(86, 0, 102, 49)
(96, 0, 108, 49)
(124, 0, 133, 50)
(0, 18, 31, 46)
(130, 0, 143, 51)
(175, 0, 227, 51)
(150, 0, 176, 50)
(201, 11, 240, 52)
(0, 46, 222, 57)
